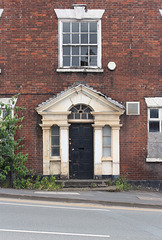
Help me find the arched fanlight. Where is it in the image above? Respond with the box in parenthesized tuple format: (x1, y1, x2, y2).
(68, 104, 93, 120)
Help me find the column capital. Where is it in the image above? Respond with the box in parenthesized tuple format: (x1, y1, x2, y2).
(59, 124, 71, 130)
(92, 124, 103, 130)
(111, 125, 122, 130)
(40, 124, 51, 130)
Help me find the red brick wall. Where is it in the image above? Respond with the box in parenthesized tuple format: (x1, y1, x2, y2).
(0, 0, 161, 179)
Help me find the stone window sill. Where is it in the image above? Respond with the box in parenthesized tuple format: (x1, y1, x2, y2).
(56, 68, 104, 73)
(102, 157, 112, 162)
(146, 158, 162, 162)
(50, 157, 61, 162)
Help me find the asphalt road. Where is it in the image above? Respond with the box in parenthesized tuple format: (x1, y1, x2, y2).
(0, 198, 162, 240)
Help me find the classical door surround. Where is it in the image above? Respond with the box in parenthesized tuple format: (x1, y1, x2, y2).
(36, 84, 125, 179)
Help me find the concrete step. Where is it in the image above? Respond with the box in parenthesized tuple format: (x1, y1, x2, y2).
(57, 179, 114, 188)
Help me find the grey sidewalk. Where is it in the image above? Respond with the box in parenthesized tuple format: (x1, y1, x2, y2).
(0, 187, 162, 209)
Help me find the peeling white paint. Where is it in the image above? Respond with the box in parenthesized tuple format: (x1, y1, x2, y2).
(0, 9, 3, 17)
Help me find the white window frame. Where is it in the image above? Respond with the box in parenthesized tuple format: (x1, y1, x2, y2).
(55, 5, 105, 72)
(102, 125, 111, 158)
(0, 98, 16, 120)
(51, 125, 60, 157)
(0, 109, 7, 119)
(148, 108, 162, 133)
(145, 97, 162, 162)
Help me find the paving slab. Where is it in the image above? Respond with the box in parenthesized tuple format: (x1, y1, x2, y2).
(0, 187, 162, 209)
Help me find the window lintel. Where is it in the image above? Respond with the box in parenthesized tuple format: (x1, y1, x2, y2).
(54, 8, 105, 20)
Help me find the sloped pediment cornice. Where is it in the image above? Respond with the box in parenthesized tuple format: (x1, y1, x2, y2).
(36, 84, 124, 115)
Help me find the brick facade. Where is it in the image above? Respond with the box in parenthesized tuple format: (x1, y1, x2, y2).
(0, 0, 161, 179)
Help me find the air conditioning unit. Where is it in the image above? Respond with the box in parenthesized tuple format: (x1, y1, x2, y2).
(126, 102, 140, 115)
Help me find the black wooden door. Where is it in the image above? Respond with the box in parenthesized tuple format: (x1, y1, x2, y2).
(69, 124, 93, 179)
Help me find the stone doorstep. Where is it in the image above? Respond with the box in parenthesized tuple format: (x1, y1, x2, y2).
(57, 179, 114, 189)
(59, 186, 117, 192)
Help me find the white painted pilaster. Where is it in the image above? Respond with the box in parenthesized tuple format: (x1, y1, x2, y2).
(42, 126, 50, 175)
(60, 125, 70, 178)
(112, 127, 120, 175)
(93, 125, 103, 176)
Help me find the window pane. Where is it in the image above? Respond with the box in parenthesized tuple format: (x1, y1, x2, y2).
(103, 136, 111, 146)
(82, 113, 86, 119)
(63, 56, 70, 66)
(51, 125, 59, 135)
(88, 114, 93, 119)
(81, 56, 88, 66)
(150, 109, 159, 118)
(63, 34, 70, 44)
(72, 56, 79, 66)
(81, 46, 88, 55)
(90, 56, 97, 66)
(68, 113, 73, 119)
(2, 110, 7, 118)
(63, 46, 70, 55)
(85, 107, 91, 113)
(103, 126, 111, 136)
(72, 34, 79, 44)
(51, 136, 59, 146)
(63, 22, 70, 32)
(81, 105, 86, 110)
(72, 22, 79, 32)
(103, 147, 111, 157)
(90, 46, 97, 55)
(81, 22, 88, 32)
(75, 105, 80, 110)
(71, 107, 78, 113)
(90, 22, 97, 32)
(81, 34, 88, 44)
(72, 46, 79, 55)
(149, 121, 159, 132)
(75, 113, 80, 119)
(51, 126, 60, 156)
(51, 147, 60, 156)
(90, 34, 97, 44)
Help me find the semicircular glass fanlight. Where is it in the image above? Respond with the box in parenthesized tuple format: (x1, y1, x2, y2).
(68, 104, 93, 120)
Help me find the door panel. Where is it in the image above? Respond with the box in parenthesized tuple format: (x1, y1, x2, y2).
(69, 124, 93, 179)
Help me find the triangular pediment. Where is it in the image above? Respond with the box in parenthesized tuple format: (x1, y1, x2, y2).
(36, 84, 124, 114)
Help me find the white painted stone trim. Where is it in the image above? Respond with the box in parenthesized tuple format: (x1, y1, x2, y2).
(145, 97, 162, 107)
(0, 98, 16, 106)
(159, 9, 162, 16)
(0, 9, 3, 17)
(146, 158, 162, 162)
(93, 126, 102, 176)
(55, 6, 105, 71)
(56, 68, 104, 73)
(36, 84, 125, 112)
(37, 85, 124, 178)
(54, 8, 105, 20)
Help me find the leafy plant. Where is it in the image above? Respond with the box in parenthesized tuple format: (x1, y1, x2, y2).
(24, 175, 63, 190)
(0, 95, 29, 188)
(115, 175, 132, 191)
